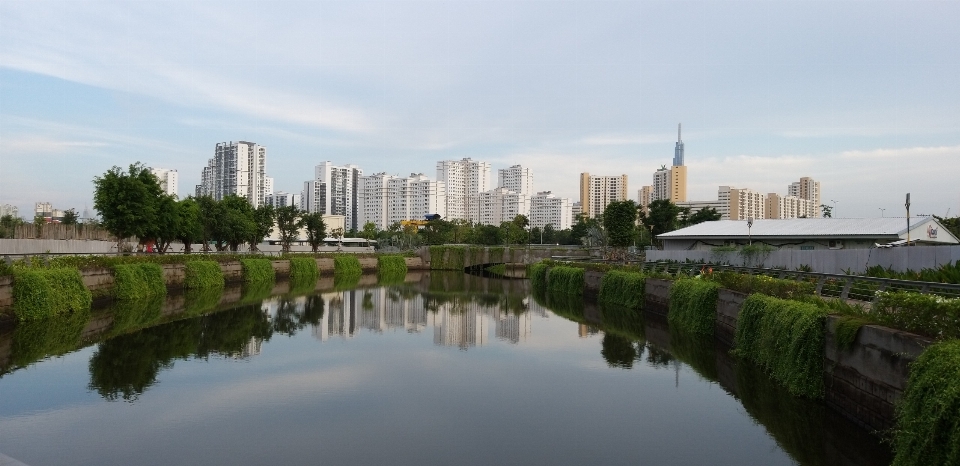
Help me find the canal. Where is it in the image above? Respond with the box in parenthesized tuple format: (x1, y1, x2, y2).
(0, 271, 891, 465)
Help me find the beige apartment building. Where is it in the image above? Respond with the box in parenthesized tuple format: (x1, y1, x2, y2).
(720, 186, 766, 220)
(765, 193, 815, 219)
(579, 173, 628, 218)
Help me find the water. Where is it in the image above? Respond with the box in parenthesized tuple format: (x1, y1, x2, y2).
(0, 272, 891, 465)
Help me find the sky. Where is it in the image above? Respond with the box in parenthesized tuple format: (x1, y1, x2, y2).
(1, 0, 959, 220)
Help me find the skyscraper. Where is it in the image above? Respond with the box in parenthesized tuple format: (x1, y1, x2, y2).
(788, 177, 822, 218)
(436, 158, 492, 221)
(197, 141, 268, 207)
(673, 123, 684, 166)
(579, 173, 628, 218)
(302, 162, 363, 231)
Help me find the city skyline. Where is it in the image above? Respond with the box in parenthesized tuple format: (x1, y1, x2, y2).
(1, 1, 959, 219)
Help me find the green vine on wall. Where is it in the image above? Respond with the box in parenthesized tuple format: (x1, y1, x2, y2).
(668, 278, 721, 336)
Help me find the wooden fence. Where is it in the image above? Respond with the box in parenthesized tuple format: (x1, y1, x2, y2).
(10, 223, 116, 241)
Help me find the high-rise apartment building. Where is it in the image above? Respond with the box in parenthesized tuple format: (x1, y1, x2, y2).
(721, 186, 766, 221)
(788, 177, 821, 218)
(150, 167, 179, 197)
(765, 193, 814, 219)
(652, 166, 670, 202)
(477, 187, 531, 226)
(265, 191, 300, 209)
(301, 162, 363, 231)
(637, 186, 653, 215)
(198, 141, 268, 207)
(358, 172, 446, 230)
(530, 191, 573, 230)
(436, 158, 492, 221)
(498, 165, 533, 196)
(579, 173, 628, 218)
(0, 204, 18, 219)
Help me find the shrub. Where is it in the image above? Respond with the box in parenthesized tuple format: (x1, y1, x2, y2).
(184, 261, 224, 289)
(734, 294, 827, 398)
(599, 270, 646, 309)
(333, 255, 363, 277)
(668, 278, 721, 336)
(241, 258, 275, 284)
(113, 263, 166, 301)
(378, 255, 407, 279)
(12, 268, 92, 322)
(871, 291, 960, 341)
(892, 339, 960, 466)
(706, 271, 815, 300)
(546, 266, 584, 296)
(289, 257, 319, 281)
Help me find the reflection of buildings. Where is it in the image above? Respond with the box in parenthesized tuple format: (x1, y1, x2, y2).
(306, 287, 533, 349)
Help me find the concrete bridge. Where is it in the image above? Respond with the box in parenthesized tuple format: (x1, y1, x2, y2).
(417, 245, 591, 270)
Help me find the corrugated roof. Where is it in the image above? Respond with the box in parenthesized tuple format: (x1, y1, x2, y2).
(658, 217, 936, 239)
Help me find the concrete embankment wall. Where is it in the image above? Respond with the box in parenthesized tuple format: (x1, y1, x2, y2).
(646, 244, 960, 274)
(0, 256, 426, 312)
(553, 268, 931, 434)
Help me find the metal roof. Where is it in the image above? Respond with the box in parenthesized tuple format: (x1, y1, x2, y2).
(658, 217, 940, 239)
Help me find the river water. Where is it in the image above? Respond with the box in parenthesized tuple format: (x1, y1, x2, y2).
(0, 271, 891, 465)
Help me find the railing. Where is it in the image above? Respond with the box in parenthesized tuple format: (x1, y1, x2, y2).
(554, 257, 960, 302)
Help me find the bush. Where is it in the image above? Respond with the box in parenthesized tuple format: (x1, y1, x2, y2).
(871, 291, 960, 341)
(734, 294, 827, 398)
(892, 339, 960, 466)
(668, 278, 720, 336)
(113, 263, 166, 301)
(378, 255, 407, 277)
(599, 270, 646, 309)
(546, 266, 584, 297)
(184, 261, 224, 289)
(288, 257, 319, 282)
(706, 271, 815, 300)
(240, 258, 275, 284)
(333, 254, 363, 276)
(12, 268, 92, 322)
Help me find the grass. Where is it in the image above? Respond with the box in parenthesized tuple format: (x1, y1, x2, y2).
(377, 255, 408, 283)
(598, 270, 646, 309)
(546, 266, 584, 297)
(240, 258, 275, 284)
(288, 257, 319, 282)
(333, 255, 363, 277)
(528, 261, 549, 290)
(734, 294, 828, 399)
(705, 271, 815, 300)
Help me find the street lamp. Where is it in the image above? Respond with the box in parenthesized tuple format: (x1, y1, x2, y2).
(879, 207, 886, 218)
(747, 217, 754, 246)
(830, 199, 839, 217)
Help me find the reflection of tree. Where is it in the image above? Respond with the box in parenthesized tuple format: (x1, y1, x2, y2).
(601, 333, 639, 369)
(645, 344, 674, 368)
(88, 305, 273, 401)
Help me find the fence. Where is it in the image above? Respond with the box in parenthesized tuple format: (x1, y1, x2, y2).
(8, 223, 114, 241)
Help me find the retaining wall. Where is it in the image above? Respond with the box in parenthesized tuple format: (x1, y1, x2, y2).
(540, 265, 933, 436)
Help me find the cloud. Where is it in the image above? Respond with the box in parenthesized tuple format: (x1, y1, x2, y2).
(839, 145, 960, 159)
(4, 137, 109, 153)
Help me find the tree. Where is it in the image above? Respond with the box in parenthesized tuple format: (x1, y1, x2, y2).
(0, 214, 24, 238)
(61, 209, 79, 225)
(175, 198, 203, 253)
(934, 215, 960, 239)
(603, 200, 638, 249)
(195, 195, 223, 252)
(685, 207, 722, 227)
(639, 199, 684, 249)
(216, 195, 255, 251)
(249, 205, 275, 251)
(360, 222, 379, 240)
(151, 194, 180, 253)
(821, 204, 833, 218)
(93, 163, 163, 254)
(275, 206, 304, 254)
(302, 212, 327, 253)
(330, 227, 344, 250)
(570, 214, 601, 246)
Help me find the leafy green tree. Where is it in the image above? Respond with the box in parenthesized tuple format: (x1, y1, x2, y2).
(61, 208, 79, 225)
(421, 219, 453, 245)
(570, 214, 601, 246)
(276, 206, 304, 254)
(934, 215, 960, 239)
(0, 214, 24, 238)
(216, 195, 255, 251)
(360, 222, 379, 240)
(93, 163, 163, 254)
(195, 195, 223, 252)
(151, 194, 180, 253)
(684, 207, 722, 227)
(640, 199, 684, 249)
(603, 200, 638, 248)
(821, 204, 833, 218)
(301, 212, 326, 253)
(175, 197, 203, 253)
(249, 205, 275, 251)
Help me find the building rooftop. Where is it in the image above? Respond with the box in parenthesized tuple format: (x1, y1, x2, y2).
(658, 217, 957, 242)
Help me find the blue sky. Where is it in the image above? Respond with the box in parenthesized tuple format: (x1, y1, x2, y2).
(1, 0, 958, 219)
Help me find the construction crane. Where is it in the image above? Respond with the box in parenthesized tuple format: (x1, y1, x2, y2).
(400, 214, 442, 229)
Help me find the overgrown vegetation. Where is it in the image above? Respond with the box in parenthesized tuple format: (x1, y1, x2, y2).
(871, 291, 960, 341)
(112, 263, 166, 301)
(892, 339, 960, 466)
(667, 278, 720, 335)
(9, 309, 89, 368)
(833, 315, 874, 350)
(184, 287, 224, 316)
(240, 258, 275, 284)
(734, 294, 827, 398)
(484, 263, 506, 276)
(12, 268, 92, 321)
(528, 261, 549, 291)
(377, 255, 408, 280)
(333, 255, 363, 277)
(546, 266, 584, 297)
(430, 246, 467, 270)
(863, 261, 960, 285)
(108, 296, 164, 335)
(288, 258, 319, 282)
(598, 270, 646, 309)
(705, 271, 815, 300)
(184, 261, 224, 289)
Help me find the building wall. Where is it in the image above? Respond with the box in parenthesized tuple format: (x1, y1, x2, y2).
(581, 173, 627, 218)
(437, 158, 491, 222)
(652, 168, 670, 201)
(669, 165, 687, 202)
(726, 187, 766, 220)
(498, 165, 533, 196)
(311, 162, 363, 231)
(530, 191, 572, 230)
(637, 186, 652, 215)
(788, 177, 821, 217)
(358, 173, 446, 230)
(150, 167, 179, 197)
(477, 187, 530, 226)
(200, 141, 268, 207)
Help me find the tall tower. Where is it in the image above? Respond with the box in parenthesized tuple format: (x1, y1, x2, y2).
(673, 123, 684, 167)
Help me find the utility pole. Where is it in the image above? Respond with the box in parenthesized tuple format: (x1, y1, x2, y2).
(905, 193, 911, 246)
(747, 217, 754, 246)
